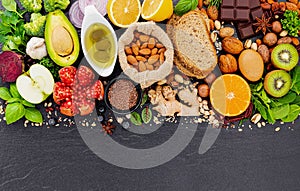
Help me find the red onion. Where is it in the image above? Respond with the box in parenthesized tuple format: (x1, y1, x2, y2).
(69, 1, 84, 28)
(79, 0, 108, 16)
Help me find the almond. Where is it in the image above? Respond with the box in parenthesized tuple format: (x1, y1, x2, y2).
(141, 43, 148, 49)
(139, 48, 151, 55)
(148, 38, 156, 49)
(291, 37, 300, 46)
(289, 0, 298, 5)
(159, 52, 165, 64)
(286, 2, 298, 10)
(136, 40, 141, 48)
(158, 47, 166, 54)
(136, 56, 147, 62)
(156, 43, 164, 48)
(148, 55, 160, 65)
(134, 31, 140, 39)
(222, 37, 243, 54)
(127, 55, 138, 65)
(125, 46, 132, 55)
(261, 3, 271, 10)
(151, 48, 158, 55)
(139, 35, 150, 42)
(138, 61, 147, 72)
(132, 43, 139, 56)
(146, 63, 154, 70)
(277, 37, 292, 44)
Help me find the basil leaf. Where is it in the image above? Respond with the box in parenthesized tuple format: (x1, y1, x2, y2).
(7, 97, 21, 103)
(141, 107, 152, 124)
(9, 83, 21, 98)
(22, 100, 35, 107)
(271, 104, 290, 120)
(282, 104, 300, 123)
(25, 108, 43, 123)
(5, 102, 25, 124)
(174, 0, 198, 16)
(130, 112, 142, 126)
(0, 87, 12, 100)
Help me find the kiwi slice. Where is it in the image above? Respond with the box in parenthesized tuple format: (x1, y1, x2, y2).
(271, 44, 299, 71)
(264, 70, 292, 98)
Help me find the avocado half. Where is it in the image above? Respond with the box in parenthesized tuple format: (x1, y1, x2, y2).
(45, 10, 80, 66)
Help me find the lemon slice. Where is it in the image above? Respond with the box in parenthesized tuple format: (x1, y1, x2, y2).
(141, 0, 173, 22)
(107, 0, 141, 28)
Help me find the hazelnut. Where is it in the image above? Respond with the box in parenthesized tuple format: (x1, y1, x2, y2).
(198, 84, 210, 98)
(272, 21, 282, 33)
(263, 33, 278, 47)
(219, 54, 238, 74)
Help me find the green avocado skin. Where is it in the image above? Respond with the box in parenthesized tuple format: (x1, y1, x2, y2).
(45, 10, 80, 67)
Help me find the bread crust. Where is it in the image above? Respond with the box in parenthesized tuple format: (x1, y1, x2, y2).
(167, 11, 217, 79)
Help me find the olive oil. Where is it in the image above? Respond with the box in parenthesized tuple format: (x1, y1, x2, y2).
(84, 23, 115, 68)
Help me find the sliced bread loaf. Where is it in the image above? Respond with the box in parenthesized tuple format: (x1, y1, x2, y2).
(172, 11, 217, 79)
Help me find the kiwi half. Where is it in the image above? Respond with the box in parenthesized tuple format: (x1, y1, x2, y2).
(264, 70, 292, 98)
(271, 44, 299, 71)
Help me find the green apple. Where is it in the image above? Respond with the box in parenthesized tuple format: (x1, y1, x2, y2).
(16, 64, 54, 104)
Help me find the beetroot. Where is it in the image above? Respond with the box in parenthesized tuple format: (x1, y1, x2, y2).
(0, 51, 24, 83)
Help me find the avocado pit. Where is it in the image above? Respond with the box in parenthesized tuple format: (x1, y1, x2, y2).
(52, 26, 74, 56)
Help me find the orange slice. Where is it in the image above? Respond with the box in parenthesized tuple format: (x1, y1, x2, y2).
(141, 0, 173, 22)
(107, 0, 141, 28)
(210, 74, 251, 117)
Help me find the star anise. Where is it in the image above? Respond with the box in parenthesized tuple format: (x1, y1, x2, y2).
(253, 13, 272, 35)
(102, 122, 115, 135)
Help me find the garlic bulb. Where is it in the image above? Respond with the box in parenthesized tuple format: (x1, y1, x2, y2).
(26, 37, 47, 60)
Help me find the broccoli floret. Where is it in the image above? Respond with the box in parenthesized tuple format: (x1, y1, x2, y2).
(19, 0, 42, 13)
(24, 13, 46, 37)
(44, 0, 70, 13)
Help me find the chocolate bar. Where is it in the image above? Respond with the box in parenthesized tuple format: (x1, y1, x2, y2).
(220, 0, 250, 21)
(235, 0, 263, 40)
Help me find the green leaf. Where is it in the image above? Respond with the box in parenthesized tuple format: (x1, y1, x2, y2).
(1, 0, 22, 18)
(21, 100, 35, 107)
(276, 92, 297, 104)
(271, 104, 290, 120)
(7, 97, 21, 103)
(130, 112, 142, 126)
(141, 107, 152, 124)
(291, 96, 300, 105)
(282, 104, 300, 123)
(174, 0, 198, 16)
(25, 108, 43, 123)
(5, 102, 25, 124)
(140, 93, 148, 107)
(0, 87, 12, 100)
(9, 83, 21, 98)
(291, 81, 300, 95)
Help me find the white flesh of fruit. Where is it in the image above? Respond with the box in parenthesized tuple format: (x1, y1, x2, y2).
(16, 64, 54, 104)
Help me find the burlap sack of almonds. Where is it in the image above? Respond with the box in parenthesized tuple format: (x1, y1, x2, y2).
(118, 22, 174, 88)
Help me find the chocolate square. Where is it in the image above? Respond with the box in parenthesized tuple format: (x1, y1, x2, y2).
(236, 9, 250, 21)
(251, 7, 263, 21)
(236, 0, 250, 8)
(237, 23, 255, 39)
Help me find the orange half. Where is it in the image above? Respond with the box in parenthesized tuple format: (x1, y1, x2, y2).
(210, 74, 251, 117)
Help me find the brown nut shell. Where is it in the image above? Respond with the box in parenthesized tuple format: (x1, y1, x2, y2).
(257, 44, 270, 63)
(219, 54, 238, 74)
(219, 27, 235, 38)
(222, 37, 244, 54)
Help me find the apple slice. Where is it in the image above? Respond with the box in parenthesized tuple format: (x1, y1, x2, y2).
(16, 64, 54, 104)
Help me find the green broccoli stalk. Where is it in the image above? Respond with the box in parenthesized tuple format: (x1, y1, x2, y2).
(44, 0, 70, 13)
(19, 0, 42, 13)
(24, 13, 46, 37)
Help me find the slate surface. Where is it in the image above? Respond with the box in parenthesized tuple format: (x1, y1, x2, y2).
(0, 0, 300, 190)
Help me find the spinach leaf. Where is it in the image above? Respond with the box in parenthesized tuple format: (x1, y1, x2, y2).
(0, 87, 12, 100)
(5, 102, 25, 124)
(282, 104, 300, 122)
(271, 104, 290, 120)
(25, 108, 43, 123)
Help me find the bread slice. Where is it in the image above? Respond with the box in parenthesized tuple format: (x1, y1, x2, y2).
(170, 11, 217, 79)
(173, 11, 217, 79)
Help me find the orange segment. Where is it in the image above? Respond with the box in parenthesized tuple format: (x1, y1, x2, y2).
(210, 74, 251, 117)
(107, 0, 141, 28)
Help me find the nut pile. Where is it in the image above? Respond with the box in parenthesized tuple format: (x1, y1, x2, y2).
(125, 31, 166, 72)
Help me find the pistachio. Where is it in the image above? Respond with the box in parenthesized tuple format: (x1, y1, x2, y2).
(279, 30, 288, 37)
(251, 113, 261, 124)
(174, 74, 184, 83)
(244, 39, 252, 49)
(211, 32, 217, 42)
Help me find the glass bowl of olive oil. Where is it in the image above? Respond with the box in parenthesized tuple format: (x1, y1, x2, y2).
(81, 5, 117, 77)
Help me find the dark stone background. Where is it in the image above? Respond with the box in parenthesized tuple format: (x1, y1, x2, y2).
(0, 0, 300, 190)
